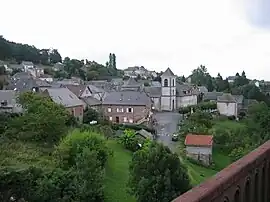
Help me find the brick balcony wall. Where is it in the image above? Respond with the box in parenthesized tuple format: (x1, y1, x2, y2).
(172, 140, 270, 202)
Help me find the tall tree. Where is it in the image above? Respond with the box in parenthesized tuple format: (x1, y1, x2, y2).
(112, 53, 116, 69)
(129, 142, 191, 202)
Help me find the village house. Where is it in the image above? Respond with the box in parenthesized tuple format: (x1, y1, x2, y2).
(185, 134, 213, 166)
(203, 91, 223, 102)
(0, 90, 22, 113)
(217, 93, 238, 117)
(144, 68, 197, 111)
(121, 77, 142, 91)
(21, 61, 34, 71)
(42, 88, 85, 122)
(39, 74, 53, 82)
(102, 91, 152, 124)
(227, 76, 237, 83)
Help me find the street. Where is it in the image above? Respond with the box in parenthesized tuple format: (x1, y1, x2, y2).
(153, 112, 181, 152)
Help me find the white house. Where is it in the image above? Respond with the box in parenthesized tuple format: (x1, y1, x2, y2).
(21, 61, 34, 71)
(144, 68, 197, 111)
(185, 134, 213, 166)
(217, 93, 237, 117)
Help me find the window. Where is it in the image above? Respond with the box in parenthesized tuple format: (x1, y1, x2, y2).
(108, 107, 112, 112)
(109, 116, 113, 121)
(123, 117, 127, 122)
(129, 119, 133, 123)
(127, 107, 133, 113)
(117, 108, 124, 112)
(172, 89, 174, 95)
(164, 79, 168, 87)
(172, 79, 175, 86)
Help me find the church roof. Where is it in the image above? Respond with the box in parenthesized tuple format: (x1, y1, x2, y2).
(161, 68, 175, 77)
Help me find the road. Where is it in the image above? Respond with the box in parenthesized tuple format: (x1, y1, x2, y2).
(153, 112, 181, 152)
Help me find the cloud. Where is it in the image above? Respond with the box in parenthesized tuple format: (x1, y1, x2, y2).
(1, 0, 270, 80)
(244, 0, 270, 28)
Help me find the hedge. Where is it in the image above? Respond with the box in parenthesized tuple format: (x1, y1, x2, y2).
(111, 123, 156, 134)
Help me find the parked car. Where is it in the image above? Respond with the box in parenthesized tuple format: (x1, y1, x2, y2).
(172, 134, 179, 141)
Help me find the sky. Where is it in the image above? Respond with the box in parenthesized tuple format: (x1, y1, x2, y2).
(1, 0, 270, 80)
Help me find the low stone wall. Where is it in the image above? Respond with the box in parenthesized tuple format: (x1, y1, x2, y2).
(172, 140, 270, 202)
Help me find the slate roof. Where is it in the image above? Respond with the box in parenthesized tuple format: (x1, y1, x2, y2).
(135, 129, 153, 140)
(217, 93, 236, 103)
(0, 90, 18, 106)
(227, 76, 237, 80)
(65, 84, 86, 97)
(185, 134, 213, 146)
(144, 87, 161, 97)
(198, 86, 208, 93)
(203, 91, 223, 101)
(6, 77, 39, 92)
(161, 67, 175, 77)
(103, 91, 151, 106)
(233, 95, 244, 104)
(176, 83, 195, 96)
(44, 88, 84, 107)
(81, 96, 102, 106)
(21, 61, 34, 66)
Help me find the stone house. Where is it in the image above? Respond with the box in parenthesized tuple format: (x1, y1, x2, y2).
(42, 88, 85, 122)
(0, 90, 22, 113)
(217, 93, 238, 117)
(144, 68, 197, 111)
(185, 134, 213, 166)
(102, 91, 152, 124)
(203, 91, 223, 102)
(21, 61, 34, 71)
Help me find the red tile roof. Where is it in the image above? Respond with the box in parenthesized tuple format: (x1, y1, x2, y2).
(184, 134, 213, 146)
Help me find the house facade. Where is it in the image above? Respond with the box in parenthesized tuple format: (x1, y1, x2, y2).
(144, 68, 197, 111)
(42, 88, 84, 122)
(217, 93, 238, 117)
(185, 134, 213, 166)
(102, 91, 152, 124)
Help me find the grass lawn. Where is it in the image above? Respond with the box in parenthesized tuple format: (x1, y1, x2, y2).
(104, 140, 136, 202)
(0, 139, 55, 169)
(183, 147, 231, 186)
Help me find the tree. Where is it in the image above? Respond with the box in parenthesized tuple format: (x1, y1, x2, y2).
(49, 49, 62, 64)
(54, 129, 111, 169)
(5, 92, 69, 143)
(112, 53, 116, 69)
(83, 107, 100, 123)
(128, 142, 191, 202)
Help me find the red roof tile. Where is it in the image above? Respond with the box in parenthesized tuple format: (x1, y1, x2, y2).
(184, 134, 213, 146)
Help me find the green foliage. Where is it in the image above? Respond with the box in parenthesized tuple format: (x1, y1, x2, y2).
(54, 129, 111, 169)
(190, 65, 214, 91)
(0, 36, 61, 64)
(0, 166, 43, 202)
(128, 142, 191, 202)
(5, 92, 68, 143)
(111, 123, 155, 134)
(119, 129, 140, 152)
(83, 107, 100, 123)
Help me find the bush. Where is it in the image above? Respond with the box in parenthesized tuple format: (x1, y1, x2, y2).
(0, 166, 43, 202)
(119, 129, 140, 152)
(111, 123, 155, 134)
(54, 129, 111, 169)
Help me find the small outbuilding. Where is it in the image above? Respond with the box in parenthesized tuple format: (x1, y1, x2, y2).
(184, 134, 213, 166)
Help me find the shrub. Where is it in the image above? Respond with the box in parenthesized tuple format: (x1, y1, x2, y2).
(119, 129, 140, 152)
(54, 129, 111, 169)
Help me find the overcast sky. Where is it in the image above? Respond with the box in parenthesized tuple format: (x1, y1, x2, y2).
(1, 0, 270, 79)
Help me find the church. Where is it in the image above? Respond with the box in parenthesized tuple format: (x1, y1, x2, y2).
(144, 68, 198, 111)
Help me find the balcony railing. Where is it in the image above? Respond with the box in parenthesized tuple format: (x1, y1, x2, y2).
(172, 140, 270, 202)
